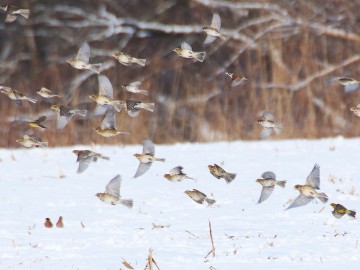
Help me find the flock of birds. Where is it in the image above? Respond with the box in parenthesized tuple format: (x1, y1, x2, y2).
(0, 6, 358, 229)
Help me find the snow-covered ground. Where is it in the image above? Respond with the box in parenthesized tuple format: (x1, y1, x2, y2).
(0, 137, 359, 270)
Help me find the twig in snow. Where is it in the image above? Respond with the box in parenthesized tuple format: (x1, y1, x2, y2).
(205, 220, 215, 259)
(144, 249, 160, 270)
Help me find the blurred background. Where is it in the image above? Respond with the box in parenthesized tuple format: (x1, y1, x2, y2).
(1, 0, 360, 147)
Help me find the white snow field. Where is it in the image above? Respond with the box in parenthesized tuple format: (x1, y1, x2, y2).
(0, 137, 359, 270)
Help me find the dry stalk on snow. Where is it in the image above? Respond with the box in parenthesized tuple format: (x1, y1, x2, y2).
(144, 249, 160, 270)
(205, 220, 215, 259)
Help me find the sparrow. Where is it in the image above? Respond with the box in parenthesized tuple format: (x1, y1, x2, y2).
(44, 218, 53, 228)
(124, 99, 155, 117)
(67, 42, 102, 74)
(122, 81, 149, 96)
(164, 166, 195, 182)
(0, 86, 37, 105)
(133, 139, 165, 178)
(257, 111, 283, 139)
(94, 107, 130, 137)
(73, 149, 110, 174)
(96, 174, 133, 208)
(328, 76, 359, 93)
(56, 216, 64, 228)
(89, 75, 122, 112)
(1, 5, 29, 23)
(112, 52, 146, 67)
(330, 203, 356, 219)
(51, 105, 87, 131)
(203, 13, 226, 44)
(286, 164, 328, 210)
(350, 105, 360, 117)
(226, 72, 248, 88)
(256, 171, 286, 203)
(184, 189, 215, 206)
(208, 164, 236, 184)
(26, 115, 47, 129)
(16, 135, 48, 148)
(173, 42, 206, 62)
(36, 87, 61, 99)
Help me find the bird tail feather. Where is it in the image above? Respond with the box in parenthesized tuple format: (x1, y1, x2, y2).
(205, 198, 216, 205)
(317, 193, 328, 203)
(76, 110, 87, 117)
(224, 172, 236, 183)
(120, 199, 133, 208)
(276, 180, 286, 188)
(194, 52, 206, 62)
(140, 102, 155, 112)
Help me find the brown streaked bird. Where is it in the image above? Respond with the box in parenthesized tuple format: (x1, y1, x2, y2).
(67, 42, 102, 74)
(208, 164, 236, 184)
(350, 105, 360, 117)
(330, 203, 356, 219)
(112, 52, 146, 67)
(286, 164, 328, 210)
(0, 5, 29, 23)
(184, 189, 215, 206)
(122, 81, 149, 96)
(203, 13, 226, 45)
(257, 111, 283, 140)
(256, 171, 286, 203)
(133, 139, 165, 178)
(44, 218, 53, 228)
(328, 76, 359, 93)
(56, 216, 64, 228)
(90, 75, 122, 112)
(164, 166, 195, 182)
(94, 107, 130, 137)
(0, 86, 37, 105)
(173, 42, 206, 62)
(226, 72, 248, 88)
(16, 135, 48, 148)
(36, 87, 61, 99)
(73, 149, 110, 174)
(124, 99, 154, 117)
(51, 104, 87, 131)
(96, 174, 133, 208)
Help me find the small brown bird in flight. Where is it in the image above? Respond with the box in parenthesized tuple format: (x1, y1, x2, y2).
(330, 203, 356, 219)
(73, 150, 110, 174)
(203, 13, 226, 44)
(256, 171, 286, 203)
(208, 164, 236, 184)
(1, 5, 29, 23)
(67, 43, 102, 74)
(112, 52, 146, 67)
(173, 42, 206, 62)
(94, 107, 130, 137)
(164, 166, 195, 182)
(184, 189, 215, 206)
(51, 105, 87, 131)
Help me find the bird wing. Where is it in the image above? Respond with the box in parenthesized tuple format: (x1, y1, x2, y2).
(130, 81, 142, 87)
(286, 194, 313, 210)
(127, 109, 141, 117)
(36, 115, 46, 123)
(215, 164, 226, 174)
(181, 42, 192, 51)
(98, 75, 114, 98)
(76, 42, 90, 63)
(106, 175, 121, 197)
(260, 111, 275, 121)
(345, 83, 359, 93)
(261, 171, 276, 180)
(211, 13, 221, 30)
(56, 113, 73, 130)
(77, 156, 93, 174)
(169, 166, 183, 175)
(134, 162, 152, 178)
(142, 139, 155, 155)
(305, 164, 320, 189)
(203, 35, 217, 45)
(258, 186, 275, 203)
(259, 127, 273, 140)
(101, 108, 116, 129)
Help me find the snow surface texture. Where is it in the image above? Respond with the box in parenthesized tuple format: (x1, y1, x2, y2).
(0, 138, 359, 270)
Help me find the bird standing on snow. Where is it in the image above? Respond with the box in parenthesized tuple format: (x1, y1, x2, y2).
(173, 42, 206, 62)
(51, 105, 87, 131)
(184, 189, 215, 206)
(203, 13, 226, 44)
(133, 139, 165, 178)
(164, 166, 195, 182)
(330, 203, 356, 219)
(257, 111, 283, 140)
(208, 164, 236, 184)
(94, 107, 130, 137)
(44, 218, 53, 228)
(112, 52, 146, 67)
(56, 216, 64, 228)
(256, 171, 286, 203)
(96, 175, 133, 208)
(286, 164, 328, 210)
(67, 43, 102, 74)
(72, 150, 110, 174)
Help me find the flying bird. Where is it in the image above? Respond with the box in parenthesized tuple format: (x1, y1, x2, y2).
(112, 52, 146, 67)
(256, 171, 286, 203)
(73, 150, 110, 174)
(328, 76, 359, 93)
(164, 166, 195, 182)
(203, 13, 226, 44)
(26, 115, 47, 129)
(330, 203, 356, 219)
(122, 81, 149, 96)
(89, 75, 122, 112)
(257, 111, 283, 140)
(350, 105, 360, 117)
(1, 86, 36, 105)
(226, 72, 248, 88)
(96, 174, 133, 208)
(133, 139, 165, 178)
(36, 87, 61, 99)
(124, 99, 154, 117)
(67, 43, 102, 74)
(0, 5, 29, 23)
(184, 189, 215, 206)
(173, 42, 206, 62)
(94, 107, 130, 137)
(51, 105, 87, 131)
(208, 164, 236, 184)
(286, 164, 328, 210)
(16, 135, 48, 148)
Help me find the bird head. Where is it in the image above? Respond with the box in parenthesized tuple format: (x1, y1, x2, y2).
(173, 48, 181, 54)
(256, 179, 262, 183)
(72, 150, 80, 155)
(225, 72, 233, 78)
(163, 174, 171, 180)
(89, 94, 97, 101)
(121, 84, 128, 88)
(95, 193, 103, 199)
(330, 203, 337, 209)
(50, 105, 60, 111)
(350, 107, 357, 112)
(67, 59, 75, 65)
(257, 120, 264, 125)
(294, 184, 302, 190)
(58, 216, 63, 221)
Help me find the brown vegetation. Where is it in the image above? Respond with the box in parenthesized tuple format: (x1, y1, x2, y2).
(1, 0, 360, 147)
